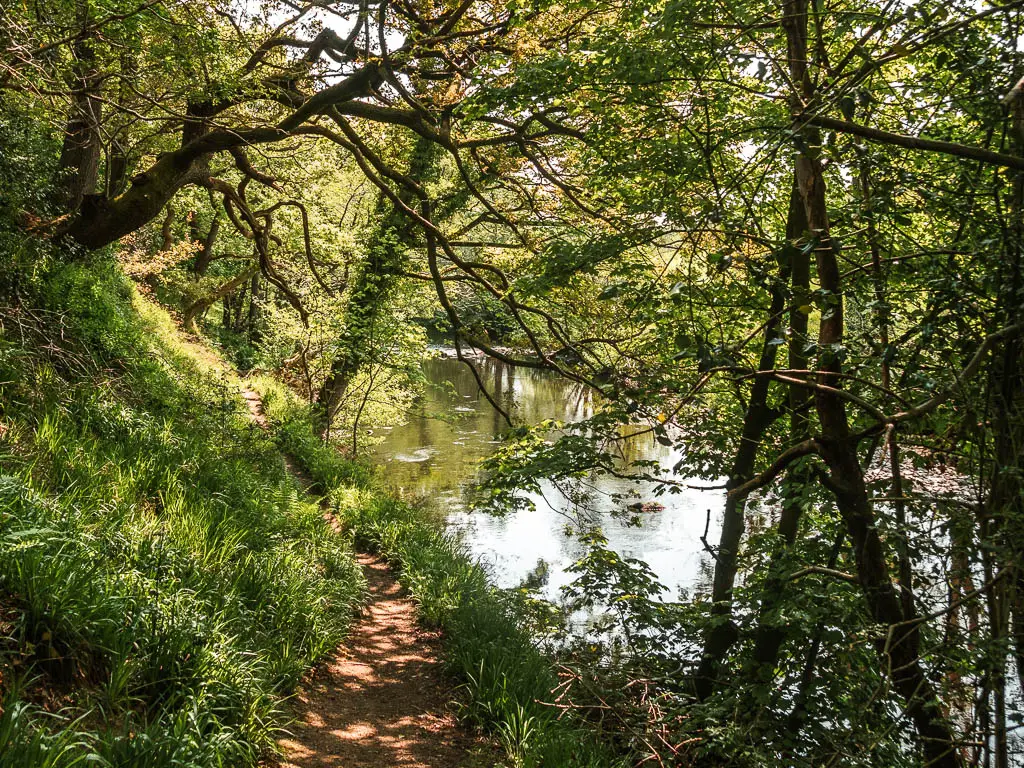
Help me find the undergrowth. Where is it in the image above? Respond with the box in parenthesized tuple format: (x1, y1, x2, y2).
(250, 374, 626, 768)
(0, 245, 622, 768)
(0, 258, 364, 767)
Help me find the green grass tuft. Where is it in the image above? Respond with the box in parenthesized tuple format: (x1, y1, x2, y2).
(0, 261, 365, 767)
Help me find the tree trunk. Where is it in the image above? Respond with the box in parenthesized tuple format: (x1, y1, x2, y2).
(56, 1, 102, 212)
(247, 273, 262, 345)
(183, 265, 258, 332)
(106, 140, 129, 197)
(784, 0, 962, 763)
(61, 67, 382, 250)
(1001, 83, 1024, 703)
(980, 88, 1024, 768)
(318, 135, 439, 434)
(694, 192, 794, 699)
(159, 206, 175, 251)
(233, 281, 247, 331)
(191, 213, 221, 277)
(748, 181, 812, 675)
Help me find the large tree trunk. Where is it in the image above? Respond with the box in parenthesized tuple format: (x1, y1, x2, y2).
(1003, 84, 1024, 701)
(980, 88, 1024, 768)
(60, 66, 382, 250)
(61, 126, 280, 249)
(318, 135, 439, 434)
(56, 1, 102, 212)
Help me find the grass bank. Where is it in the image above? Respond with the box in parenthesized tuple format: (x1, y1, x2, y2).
(251, 375, 626, 768)
(0, 260, 364, 767)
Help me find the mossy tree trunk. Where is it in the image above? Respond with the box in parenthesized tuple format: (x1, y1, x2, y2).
(56, 0, 102, 213)
(317, 135, 440, 436)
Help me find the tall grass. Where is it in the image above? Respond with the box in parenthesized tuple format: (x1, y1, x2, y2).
(0, 261, 364, 767)
(250, 374, 374, 492)
(250, 376, 626, 768)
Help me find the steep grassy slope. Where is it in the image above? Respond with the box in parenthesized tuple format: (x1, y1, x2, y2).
(0, 253, 623, 768)
(0, 260, 364, 767)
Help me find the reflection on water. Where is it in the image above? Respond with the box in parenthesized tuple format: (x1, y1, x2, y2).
(372, 351, 724, 606)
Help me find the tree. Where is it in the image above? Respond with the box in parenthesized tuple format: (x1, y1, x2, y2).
(6, 0, 1024, 764)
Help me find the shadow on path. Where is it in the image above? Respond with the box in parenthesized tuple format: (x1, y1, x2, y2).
(238, 383, 487, 767)
(276, 556, 481, 768)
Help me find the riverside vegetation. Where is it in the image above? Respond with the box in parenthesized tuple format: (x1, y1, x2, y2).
(0, 252, 620, 767)
(4, 0, 1024, 766)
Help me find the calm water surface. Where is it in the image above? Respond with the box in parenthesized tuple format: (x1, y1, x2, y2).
(371, 352, 724, 605)
(372, 356, 1024, 740)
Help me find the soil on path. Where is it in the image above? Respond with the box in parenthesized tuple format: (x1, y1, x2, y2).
(277, 555, 481, 768)
(240, 384, 486, 768)
(240, 385, 318, 494)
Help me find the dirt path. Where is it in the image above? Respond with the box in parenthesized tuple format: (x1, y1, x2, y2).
(277, 555, 481, 768)
(239, 383, 485, 768)
(241, 386, 270, 429)
(241, 385, 319, 494)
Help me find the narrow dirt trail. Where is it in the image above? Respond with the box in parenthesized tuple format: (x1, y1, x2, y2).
(239, 384, 486, 768)
(240, 386, 270, 428)
(278, 555, 479, 768)
(240, 386, 319, 494)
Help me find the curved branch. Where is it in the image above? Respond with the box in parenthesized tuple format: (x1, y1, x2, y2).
(804, 114, 1024, 171)
(889, 323, 1024, 424)
(727, 439, 821, 502)
(228, 146, 281, 190)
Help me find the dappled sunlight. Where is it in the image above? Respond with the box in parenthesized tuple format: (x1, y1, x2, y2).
(276, 556, 483, 768)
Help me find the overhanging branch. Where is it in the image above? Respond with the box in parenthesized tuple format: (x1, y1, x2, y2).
(804, 114, 1024, 171)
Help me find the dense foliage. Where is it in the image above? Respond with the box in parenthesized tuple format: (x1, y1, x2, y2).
(3, 0, 1024, 766)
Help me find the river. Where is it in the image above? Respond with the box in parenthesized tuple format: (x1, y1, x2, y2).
(369, 352, 1024, 752)
(371, 352, 724, 609)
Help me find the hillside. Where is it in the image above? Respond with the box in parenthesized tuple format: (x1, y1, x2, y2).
(0, 258, 617, 768)
(0, 261, 367, 764)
